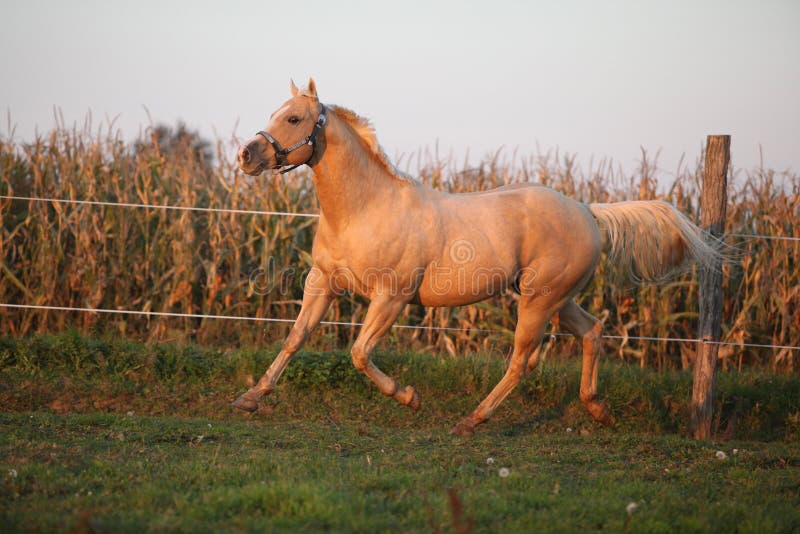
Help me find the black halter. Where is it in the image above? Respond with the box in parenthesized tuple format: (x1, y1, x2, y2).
(256, 104, 327, 174)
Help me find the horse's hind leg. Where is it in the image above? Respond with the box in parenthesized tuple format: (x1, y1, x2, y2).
(351, 297, 420, 410)
(559, 300, 614, 425)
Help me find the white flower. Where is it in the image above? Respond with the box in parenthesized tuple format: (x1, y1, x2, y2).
(715, 450, 727, 460)
(732, 448, 739, 455)
(498, 467, 510, 478)
(566, 427, 573, 433)
(8, 469, 17, 478)
(126, 411, 134, 417)
(486, 457, 495, 465)
(626, 502, 638, 515)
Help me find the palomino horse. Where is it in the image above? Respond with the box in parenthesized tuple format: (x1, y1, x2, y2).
(233, 79, 719, 435)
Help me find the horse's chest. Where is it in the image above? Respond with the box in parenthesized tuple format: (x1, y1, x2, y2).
(313, 235, 415, 299)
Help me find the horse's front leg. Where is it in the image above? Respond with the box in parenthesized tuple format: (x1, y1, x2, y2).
(351, 296, 420, 410)
(231, 269, 333, 412)
(451, 296, 555, 435)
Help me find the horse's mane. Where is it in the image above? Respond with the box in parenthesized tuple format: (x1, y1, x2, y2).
(328, 105, 418, 185)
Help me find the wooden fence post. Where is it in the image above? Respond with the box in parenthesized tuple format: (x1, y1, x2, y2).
(691, 135, 730, 439)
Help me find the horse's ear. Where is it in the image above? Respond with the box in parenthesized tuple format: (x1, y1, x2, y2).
(307, 78, 318, 98)
(290, 79, 299, 97)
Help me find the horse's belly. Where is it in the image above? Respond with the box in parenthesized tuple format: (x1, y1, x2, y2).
(415, 264, 514, 307)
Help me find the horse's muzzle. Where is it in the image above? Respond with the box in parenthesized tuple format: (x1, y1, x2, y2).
(237, 139, 269, 175)
(238, 144, 252, 164)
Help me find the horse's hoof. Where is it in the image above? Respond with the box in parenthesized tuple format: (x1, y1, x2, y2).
(407, 389, 421, 411)
(586, 401, 615, 426)
(600, 412, 616, 427)
(230, 395, 259, 413)
(401, 386, 421, 411)
(450, 421, 475, 436)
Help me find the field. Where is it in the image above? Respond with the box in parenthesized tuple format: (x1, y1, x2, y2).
(1, 120, 799, 531)
(1, 123, 798, 369)
(2, 333, 800, 532)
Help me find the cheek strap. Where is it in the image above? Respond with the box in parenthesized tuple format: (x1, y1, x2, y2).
(255, 104, 327, 174)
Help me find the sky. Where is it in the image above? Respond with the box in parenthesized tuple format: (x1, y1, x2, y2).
(1, 0, 798, 178)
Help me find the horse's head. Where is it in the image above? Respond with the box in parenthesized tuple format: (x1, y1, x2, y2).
(238, 78, 326, 176)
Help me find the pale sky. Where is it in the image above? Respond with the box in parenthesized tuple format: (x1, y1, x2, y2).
(2, 0, 798, 177)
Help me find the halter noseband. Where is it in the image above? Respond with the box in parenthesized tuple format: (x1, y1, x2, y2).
(256, 104, 327, 174)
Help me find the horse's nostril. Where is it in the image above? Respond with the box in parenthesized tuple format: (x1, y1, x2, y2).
(239, 146, 251, 163)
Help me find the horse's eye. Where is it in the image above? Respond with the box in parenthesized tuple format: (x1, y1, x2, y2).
(288, 116, 301, 125)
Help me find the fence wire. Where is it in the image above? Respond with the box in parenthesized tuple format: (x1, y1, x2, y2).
(0, 194, 320, 219)
(0, 193, 797, 352)
(2, 194, 797, 241)
(1, 303, 797, 351)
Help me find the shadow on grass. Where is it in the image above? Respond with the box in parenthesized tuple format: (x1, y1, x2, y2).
(1, 331, 799, 441)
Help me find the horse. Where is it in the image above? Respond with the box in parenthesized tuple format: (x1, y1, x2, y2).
(232, 79, 720, 435)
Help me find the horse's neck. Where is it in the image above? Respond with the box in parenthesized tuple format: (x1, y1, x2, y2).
(310, 115, 400, 231)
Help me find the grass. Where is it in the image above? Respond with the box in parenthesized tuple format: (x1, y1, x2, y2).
(3, 412, 799, 533)
(1, 333, 800, 532)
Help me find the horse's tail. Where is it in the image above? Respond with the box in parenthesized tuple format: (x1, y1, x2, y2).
(588, 200, 723, 282)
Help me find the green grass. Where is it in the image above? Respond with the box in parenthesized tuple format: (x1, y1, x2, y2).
(1, 332, 800, 532)
(2, 413, 799, 533)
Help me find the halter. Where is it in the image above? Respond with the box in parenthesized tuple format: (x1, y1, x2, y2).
(256, 104, 327, 174)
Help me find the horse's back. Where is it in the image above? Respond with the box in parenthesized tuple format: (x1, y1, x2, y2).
(410, 183, 602, 306)
(435, 183, 600, 259)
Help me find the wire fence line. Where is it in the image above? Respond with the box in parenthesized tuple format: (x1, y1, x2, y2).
(1, 302, 798, 352)
(1, 194, 798, 242)
(0, 303, 488, 334)
(1, 193, 798, 352)
(0, 194, 320, 219)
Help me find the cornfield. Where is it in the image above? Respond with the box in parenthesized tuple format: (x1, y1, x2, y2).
(1, 120, 798, 371)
